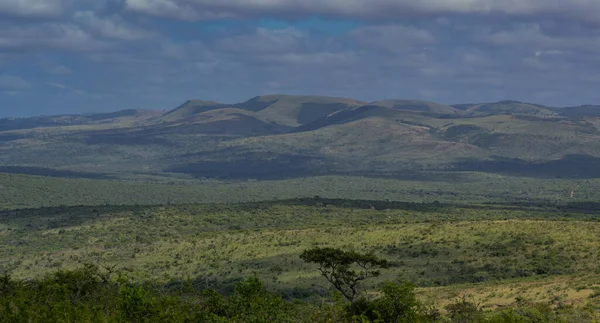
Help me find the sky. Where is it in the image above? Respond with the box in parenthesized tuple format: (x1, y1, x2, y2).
(2, 0, 600, 116)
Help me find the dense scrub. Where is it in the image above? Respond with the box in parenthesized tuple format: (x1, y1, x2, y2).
(1, 200, 600, 292)
(2, 171, 600, 209)
(2, 200, 600, 321)
(1, 265, 597, 322)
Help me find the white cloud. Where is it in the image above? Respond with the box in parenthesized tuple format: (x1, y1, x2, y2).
(0, 0, 70, 18)
(475, 23, 600, 52)
(46, 64, 73, 75)
(276, 51, 355, 65)
(124, 0, 225, 21)
(46, 81, 85, 95)
(0, 23, 110, 52)
(215, 27, 305, 54)
(534, 50, 563, 57)
(73, 11, 158, 41)
(0, 75, 31, 91)
(347, 25, 435, 53)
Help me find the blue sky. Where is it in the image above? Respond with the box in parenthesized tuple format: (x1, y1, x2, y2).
(2, 0, 600, 116)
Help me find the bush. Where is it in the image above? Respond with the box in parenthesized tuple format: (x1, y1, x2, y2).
(347, 281, 430, 322)
(444, 296, 483, 323)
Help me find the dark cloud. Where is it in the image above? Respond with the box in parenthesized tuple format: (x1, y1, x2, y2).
(123, 0, 600, 22)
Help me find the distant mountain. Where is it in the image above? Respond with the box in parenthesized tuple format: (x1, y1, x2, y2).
(235, 94, 367, 127)
(556, 105, 600, 117)
(157, 108, 293, 136)
(154, 100, 228, 123)
(2, 95, 600, 180)
(458, 101, 558, 117)
(0, 109, 161, 132)
(371, 99, 462, 115)
(147, 94, 367, 135)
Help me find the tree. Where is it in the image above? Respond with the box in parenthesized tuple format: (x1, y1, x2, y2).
(299, 247, 388, 301)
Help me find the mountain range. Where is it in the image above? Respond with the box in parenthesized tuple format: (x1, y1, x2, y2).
(2, 95, 600, 180)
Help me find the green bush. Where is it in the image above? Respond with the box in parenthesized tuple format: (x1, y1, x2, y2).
(347, 281, 430, 322)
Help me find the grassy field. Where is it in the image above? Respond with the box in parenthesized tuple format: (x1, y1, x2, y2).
(1, 171, 598, 209)
(2, 199, 600, 311)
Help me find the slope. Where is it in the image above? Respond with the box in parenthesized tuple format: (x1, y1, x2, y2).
(371, 99, 462, 115)
(234, 94, 367, 127)
(156, 108, 292, 135)
(462, 101, 558, 117)
(224, 116, 483, 173)
(0, 109, 161, 132)
(152, 100, 228, 123)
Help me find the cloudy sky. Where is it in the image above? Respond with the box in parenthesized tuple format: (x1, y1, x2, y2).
(2, 0, 600, 116)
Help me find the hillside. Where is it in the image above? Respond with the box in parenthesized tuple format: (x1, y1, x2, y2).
(1, 95, 600, 181)
(0, 109, 162, 132)
(371, 99, 462, 115)
(154, 100, 228, 123)
(460, 101, 558, 117)
(234, 94, 367, 127)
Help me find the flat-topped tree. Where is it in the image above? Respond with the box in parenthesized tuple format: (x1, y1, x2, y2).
(300, 247, 389, 302)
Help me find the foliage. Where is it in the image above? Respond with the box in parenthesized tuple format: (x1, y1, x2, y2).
(300, 247, 388, 301)
(1, 200, 600, 321)
(444, 296, 483, 323)
(1, 265, 599, 322)
(348, 281, 431, 322)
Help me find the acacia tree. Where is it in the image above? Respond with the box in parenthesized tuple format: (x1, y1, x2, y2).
(300, 247, 389, 301)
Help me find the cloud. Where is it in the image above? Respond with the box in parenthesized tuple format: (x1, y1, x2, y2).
(124, 0, 220, 21)
(123, 0, 600, 22)
(45, 64, 73, 75)
(0, 22, 111, 52)
(3, 1, 600, 114)
(215, 27, 305, 54)
(347, 25, 435, 54)
(473, 22, 600, 61)
(73, 11, 159, 41)
(0, 74, 32, 91)
(0, 0, 70, 18)
(46, 81, 85, 95)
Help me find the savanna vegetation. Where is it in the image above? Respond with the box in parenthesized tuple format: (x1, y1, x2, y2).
(2, 96, 600, 321)
(1, 171, 598, 209)
(2, 198, 600, 322)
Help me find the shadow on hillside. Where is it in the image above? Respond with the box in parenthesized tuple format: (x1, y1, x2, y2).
(451, 154, 600, 179)
(0, 166, 114, 180)
(165, 153, 473, 181)
(165, 154, 328, 180)
(0, 133, 29, 142)
(83, 133, 174, 146)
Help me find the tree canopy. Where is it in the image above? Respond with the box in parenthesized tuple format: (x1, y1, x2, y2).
(300, 247, 389, 301)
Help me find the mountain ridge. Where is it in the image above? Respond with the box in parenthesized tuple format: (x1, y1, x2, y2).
(1, 94, 600, 181)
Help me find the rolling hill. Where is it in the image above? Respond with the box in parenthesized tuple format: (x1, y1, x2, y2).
(458, 101, 558, 117)
(0, 109, 163, 132)
(1, 94, 600, 181)
(154, 100, 228, 123)
(371, 99, 462, 115)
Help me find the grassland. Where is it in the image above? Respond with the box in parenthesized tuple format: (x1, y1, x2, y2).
(2, 199, 600, 309)
(1, 171, 599, 209)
